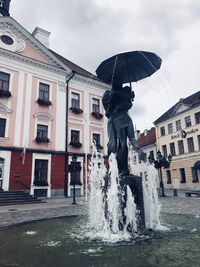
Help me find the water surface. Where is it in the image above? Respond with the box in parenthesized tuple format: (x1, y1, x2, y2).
(0, 214, 200, 267)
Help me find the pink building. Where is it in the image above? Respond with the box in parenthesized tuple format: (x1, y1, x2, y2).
(0, 9, 109, 197)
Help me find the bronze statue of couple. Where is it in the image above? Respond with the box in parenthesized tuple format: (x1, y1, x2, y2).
(102, 79, 145, 177)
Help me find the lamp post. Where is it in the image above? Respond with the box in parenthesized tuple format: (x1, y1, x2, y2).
(68, 155, 82, 204)
(148, 150, 172, 197)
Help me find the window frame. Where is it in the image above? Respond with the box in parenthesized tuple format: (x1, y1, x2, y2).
(160, 126, 165, 137)
(0, 71, 10, 91)
(170, 142, 176, 156)
(185, 116, 191, 128)
(71, 92, 80, 109)
(39, 82, 50, 101)
(187, 137, 194, 153)
(0, 118, 6, 138)
(175, 119, 182, 131)
(92, 98, 100, 113)
(178, 140, 184, 155)
(195, 112, 200, 124)
(168, 123, 173, 134)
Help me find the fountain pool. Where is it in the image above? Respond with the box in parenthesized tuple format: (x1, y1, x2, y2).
(0, 214, 200, 267)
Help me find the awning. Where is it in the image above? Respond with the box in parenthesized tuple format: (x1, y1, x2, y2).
(193, 161, 200, 170)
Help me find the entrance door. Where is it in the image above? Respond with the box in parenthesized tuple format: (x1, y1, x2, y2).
(0, 158, 5, 190)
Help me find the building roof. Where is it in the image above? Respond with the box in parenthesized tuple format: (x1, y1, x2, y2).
(49, 49, 101, 82)
(154, 91, 200, 125)
(138, 127, 156, 147)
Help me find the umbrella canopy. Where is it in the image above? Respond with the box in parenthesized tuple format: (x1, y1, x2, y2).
(193, 161, 200, 170)
(96, 51, 162, 85)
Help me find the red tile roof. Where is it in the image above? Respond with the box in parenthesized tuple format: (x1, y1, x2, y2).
(138, 127, 156, 147)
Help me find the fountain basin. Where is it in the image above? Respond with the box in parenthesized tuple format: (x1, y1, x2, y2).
(0, 214, 200, 267)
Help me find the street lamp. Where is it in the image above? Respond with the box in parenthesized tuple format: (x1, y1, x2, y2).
(148, 150, 172, 197)
(68, 155, 82, 204)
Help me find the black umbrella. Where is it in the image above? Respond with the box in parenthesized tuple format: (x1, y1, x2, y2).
(96, 51, 162, 86)
(193, 161, 200, 170)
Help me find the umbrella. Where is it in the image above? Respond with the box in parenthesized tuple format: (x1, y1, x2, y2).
(193, 161, 200, 170)
(96, 51, 162, 86)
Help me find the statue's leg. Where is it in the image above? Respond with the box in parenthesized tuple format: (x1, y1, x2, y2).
(117, 128, 129, 175)
(107, 117, 117, 156)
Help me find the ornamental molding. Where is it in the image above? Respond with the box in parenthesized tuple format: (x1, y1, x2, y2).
(0, 48, 67, 76)
(0, 18, 70, 71)
(0, 24, 26, 52)
(33, 112, 53, 121)
(0, 103, 12, 113)
(73, 74, 110, 91)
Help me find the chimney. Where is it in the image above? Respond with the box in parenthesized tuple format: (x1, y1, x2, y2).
(0, 0, 11, 16)
(135, 130, 140, 140)
(144, 129, 148, 136)
(32, 27, 51, 48)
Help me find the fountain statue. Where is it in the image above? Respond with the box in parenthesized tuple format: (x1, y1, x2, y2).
(88, 51, 162, 238)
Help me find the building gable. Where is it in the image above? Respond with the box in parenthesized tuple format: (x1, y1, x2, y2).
(0, 16, 68, 71)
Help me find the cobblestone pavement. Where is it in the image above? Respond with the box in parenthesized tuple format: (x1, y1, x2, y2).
(0, 195, 200, 228)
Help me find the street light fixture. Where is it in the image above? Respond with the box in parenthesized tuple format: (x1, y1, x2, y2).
(148, 150, 172, 197)
(68, 155, 82, 204)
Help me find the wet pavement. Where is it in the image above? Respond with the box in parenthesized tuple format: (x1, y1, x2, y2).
(0, 193, 200, 228)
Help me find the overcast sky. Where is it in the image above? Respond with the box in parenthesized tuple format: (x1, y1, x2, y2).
(10, 0, 200, 132)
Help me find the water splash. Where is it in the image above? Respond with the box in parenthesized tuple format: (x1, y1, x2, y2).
(88, 146, 137, 241)
(129, 148, 163, 230)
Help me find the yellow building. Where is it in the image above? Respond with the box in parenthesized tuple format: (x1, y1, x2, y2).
(154, 91, 200, 191)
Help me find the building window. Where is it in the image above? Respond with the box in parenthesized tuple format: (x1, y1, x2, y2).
(195, 112, 200, 124)
(35, 124, 49, 143)
(0, 71, 10, 91)
(187, 137, 194, 153)
(0, 118, 6, 137)
(37, 124, 48, 139)
(34, 159, 48, 186)
(170, 142, 176, 156)
(71, 92, 80, 108)
(185, 116, 191, 128)
(168, 123, 173, 134)
(197, 135, 200, 151)
(160, 126, 165, 136)
(176, 120, 182, 131)
(166, 170, 172, 184)
(178, 140, 184, 155)
(39, 83, 49, 100)
(180, 168, 186, 183)
(93, 133, 103, 150)
(70, 130, 82, 148)
(71, 130, 80, 142)
(92, 98, 100, 113)
(93, 133, 100, 145)
(162, 145, 167, 157)
(191, 167, 199, 183)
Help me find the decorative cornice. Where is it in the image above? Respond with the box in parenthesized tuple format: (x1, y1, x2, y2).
(0, 103, 12, 113)
(0, 48, 67, 76)
(33, 112, 53, 121)
(0, 17, 71, 71)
